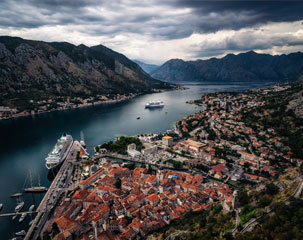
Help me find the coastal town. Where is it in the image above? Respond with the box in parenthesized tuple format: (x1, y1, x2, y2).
(0, 85, 184, 120)
(1, 1, 303, 239)
(23, 83, 303, 240)
(0, 93, 137, 120)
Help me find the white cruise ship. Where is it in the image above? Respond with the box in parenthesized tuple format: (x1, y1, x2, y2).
(45, 134, 73, 169)
(145, 100, 164, 108)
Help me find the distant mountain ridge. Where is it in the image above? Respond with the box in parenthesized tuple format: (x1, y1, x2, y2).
(151, 51, 303, 83)
(133, 60, 159, 74)
(0, 36, 172, 107)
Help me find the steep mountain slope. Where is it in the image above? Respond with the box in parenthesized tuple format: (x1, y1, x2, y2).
(0, 36, 172, 105)
(133, 60, 159, 74)
(152, 51, 303, 82)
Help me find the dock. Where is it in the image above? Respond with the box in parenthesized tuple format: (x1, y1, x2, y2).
(24, 140, 83, 240)
(0, 211, 36, 217)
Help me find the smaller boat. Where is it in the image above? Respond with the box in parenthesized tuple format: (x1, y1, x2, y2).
(11, 193, 23, 198)
(12, 213, 17, 221)
(136, 117, 140, 120)
(25, 186, 48, 193)
(29, 220, 34, 226)
(29, 204, 35, 211)
(15, 201, 24, 212)
(24, 171, 48, 193)
(19, 213, 27, 223)
(0, 203, 3, 211)
(15, 230, 26, 236)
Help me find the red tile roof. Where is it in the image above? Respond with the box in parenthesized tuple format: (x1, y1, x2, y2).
(212, 164, 226, 171)
(146, 193, 159, 203)
(79, 169, 104, 186)
(56, 215, 76, 231)
(72, 189, 88, 200)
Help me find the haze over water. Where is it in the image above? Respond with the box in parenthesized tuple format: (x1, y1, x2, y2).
(0, 82, 274, 238)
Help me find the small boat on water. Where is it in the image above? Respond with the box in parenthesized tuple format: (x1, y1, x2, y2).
(29, 220, 34, 226)
(19, 213, 27, 223)
(136, 117, 140, 120)
(15, 201, 24, 212)
(0, 203, 3, 211)
(25, 186, 48, 193)
(12, 213, 17, 221)
(29, 204, 35, 211)
(24, 171, 48, 193)
(15, 230, 26, 236)
(11, 193, 23, 198)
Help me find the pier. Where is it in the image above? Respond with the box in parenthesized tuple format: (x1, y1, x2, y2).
(0, 211, 37, 217)
(24, 140, 84, 240)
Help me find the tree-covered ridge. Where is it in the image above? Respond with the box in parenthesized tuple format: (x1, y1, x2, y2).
(242, 84, 303, 158)
(236, 199, 303, 240)
(150, 204, 235, 240)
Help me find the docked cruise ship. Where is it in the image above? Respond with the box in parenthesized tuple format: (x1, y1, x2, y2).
(145, 100, 164, 108)
(45, 133, 73, 169)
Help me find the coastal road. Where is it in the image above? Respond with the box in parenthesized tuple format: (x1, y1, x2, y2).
(294, 180, 303, 198)
(232, 208, 240, 236)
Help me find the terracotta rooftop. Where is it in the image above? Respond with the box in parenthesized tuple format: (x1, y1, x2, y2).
(212, 164, 226, 171)
(56, 215, 76, 231)
(146, 193, 159, 203)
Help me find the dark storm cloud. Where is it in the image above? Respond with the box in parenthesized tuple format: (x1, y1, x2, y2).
(174, 0, 303, 33)
(1, 0, 302, 39)
(0, 0, 303, 62)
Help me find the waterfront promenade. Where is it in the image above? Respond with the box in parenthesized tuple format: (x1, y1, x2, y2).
(25, 140, 83, 240)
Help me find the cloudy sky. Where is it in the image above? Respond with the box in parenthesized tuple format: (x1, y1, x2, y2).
(0, 0, 303, 64)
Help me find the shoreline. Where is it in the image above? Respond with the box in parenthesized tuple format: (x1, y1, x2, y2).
(0, 88, 182, 121)
(0, 94, 139, 121)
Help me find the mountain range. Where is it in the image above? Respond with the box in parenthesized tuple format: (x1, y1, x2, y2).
(151, 51, 303, 83)
(133, 60, 159, 74)
(0, 36, 173, 107)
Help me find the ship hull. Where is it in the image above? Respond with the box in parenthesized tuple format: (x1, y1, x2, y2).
(145, 101, 164, 108)
(45, 136, 73, 170)
(145, 105, 164, 108)
(24, 187, 48, 193)
(11, 193, 22, 198)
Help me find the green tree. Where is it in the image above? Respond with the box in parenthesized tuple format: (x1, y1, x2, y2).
(238, 188, 249, 205)
(265, 183, 279, 195)
(115, 178, 121, 189)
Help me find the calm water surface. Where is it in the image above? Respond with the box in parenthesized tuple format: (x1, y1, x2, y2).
(0, 82, 274, 238)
